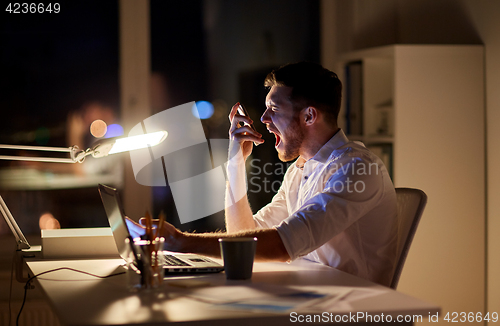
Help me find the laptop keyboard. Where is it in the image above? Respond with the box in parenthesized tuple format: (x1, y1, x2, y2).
(164, 254, 191, 266)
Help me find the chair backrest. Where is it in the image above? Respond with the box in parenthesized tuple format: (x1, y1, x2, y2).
(390, 188, 427, 289)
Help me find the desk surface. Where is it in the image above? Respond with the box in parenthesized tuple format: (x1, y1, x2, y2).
(27, 258, 439, 326)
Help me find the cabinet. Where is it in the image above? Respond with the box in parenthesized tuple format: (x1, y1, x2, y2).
(339, 49, 397, 177)
(337, 45, 485, 315)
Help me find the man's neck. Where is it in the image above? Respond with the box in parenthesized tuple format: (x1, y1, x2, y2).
(299, 127, 340, 162)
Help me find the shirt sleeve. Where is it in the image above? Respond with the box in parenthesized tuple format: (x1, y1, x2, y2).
(276, 153, 388, 261)
(253, 164, 299, 229)
(253, 179, 289, 229)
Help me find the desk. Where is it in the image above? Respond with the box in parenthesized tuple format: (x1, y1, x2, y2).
(26, 258, 439, 325)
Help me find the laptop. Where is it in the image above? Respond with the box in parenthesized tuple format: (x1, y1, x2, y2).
(98, 184, 224, 274)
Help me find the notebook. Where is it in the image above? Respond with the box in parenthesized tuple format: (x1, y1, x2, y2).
(98, 184, 224, 274)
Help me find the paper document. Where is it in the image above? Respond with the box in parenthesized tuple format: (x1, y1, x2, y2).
(182, 283, 358, 313)
(185, 283, 306, 304)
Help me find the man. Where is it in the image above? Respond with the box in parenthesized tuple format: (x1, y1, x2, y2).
(130, 62, 398, 286)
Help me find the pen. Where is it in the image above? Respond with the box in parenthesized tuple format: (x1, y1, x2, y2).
(156, 210, 165, 239)
(154, 211, 166, 284)
(144, 210, 152, 240)
(143, 211, 157, 286)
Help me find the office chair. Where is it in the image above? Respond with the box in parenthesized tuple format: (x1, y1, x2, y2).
(390, 188, 427, 289)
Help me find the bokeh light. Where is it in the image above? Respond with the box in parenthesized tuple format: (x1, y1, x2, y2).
(105, 124, 124, 138)
(90, 119, 107, 138)
(192, 101, 214, 119)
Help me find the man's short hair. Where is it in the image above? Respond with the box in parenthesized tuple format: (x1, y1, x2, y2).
(264, 62, 342, 124)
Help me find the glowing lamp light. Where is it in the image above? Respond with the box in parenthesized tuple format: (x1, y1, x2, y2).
(108, 131, 168, 155)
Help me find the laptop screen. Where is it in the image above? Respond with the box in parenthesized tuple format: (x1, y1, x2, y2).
(98, 184, 133, 260)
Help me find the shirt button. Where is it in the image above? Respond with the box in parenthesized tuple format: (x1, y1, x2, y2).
(304, 176, 308, 180)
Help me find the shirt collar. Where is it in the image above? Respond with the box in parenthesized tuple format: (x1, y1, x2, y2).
(309, 129, 349, 164)
(294, 129, 349, 169)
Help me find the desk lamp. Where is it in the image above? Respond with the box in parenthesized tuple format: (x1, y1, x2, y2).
(0, 130, 168, 163)
(0, 130, 167, 282)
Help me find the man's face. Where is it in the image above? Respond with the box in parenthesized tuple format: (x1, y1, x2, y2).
(261, 86, 304, 162)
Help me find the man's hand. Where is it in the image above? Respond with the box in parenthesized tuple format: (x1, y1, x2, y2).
(225, 103, 261, 233)
(125, 217, 289, 261)
(125, 216, 184, 252)
(228, 102, 264, 164)
(125, 217, 145, 239)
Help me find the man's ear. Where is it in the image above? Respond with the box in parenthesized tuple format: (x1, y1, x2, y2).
(303, 107, 318, 126)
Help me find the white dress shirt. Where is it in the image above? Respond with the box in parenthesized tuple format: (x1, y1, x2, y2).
(253, 130, 398, 286)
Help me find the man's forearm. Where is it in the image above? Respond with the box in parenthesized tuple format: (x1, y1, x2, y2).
(225, 189, 255, 233)
(224, 161, 256, 233)
(173, 228, 289, 262)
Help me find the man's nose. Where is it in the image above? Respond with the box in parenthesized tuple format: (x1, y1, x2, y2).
(261, 108, 271, 124)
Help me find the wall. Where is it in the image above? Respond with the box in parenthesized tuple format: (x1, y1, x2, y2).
(321, 0, 500, 320)
(463, 0, 500, 318)
(203, 0, 319, 106)
(119, 0, 153, 222)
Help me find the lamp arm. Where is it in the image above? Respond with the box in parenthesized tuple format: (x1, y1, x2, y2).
(70, 146, 92, 163)
(0, 144, 87, 163)
(0, 131, 167, 163)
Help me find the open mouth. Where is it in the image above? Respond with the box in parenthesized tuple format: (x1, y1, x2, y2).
(268, 129, 281, 148)
(267, 126, 282, 148)
(274, 133, 281, 147)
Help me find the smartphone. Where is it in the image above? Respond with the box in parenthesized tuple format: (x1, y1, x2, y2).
(237, 103, 257, 131)
(236, 103, 260, 146)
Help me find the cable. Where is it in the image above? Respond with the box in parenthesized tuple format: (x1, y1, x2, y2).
(8, 246, 17, 326)
(16, 267, 125, 326)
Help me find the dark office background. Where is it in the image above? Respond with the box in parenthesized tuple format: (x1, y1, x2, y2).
(0, 0, 319, 234)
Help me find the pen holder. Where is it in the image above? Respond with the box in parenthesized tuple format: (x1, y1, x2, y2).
(125, 237, 165, 291)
